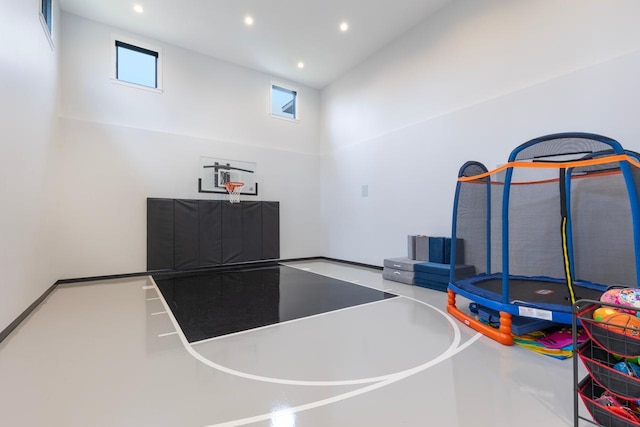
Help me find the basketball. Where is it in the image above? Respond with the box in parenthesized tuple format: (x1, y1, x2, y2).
(602, 313, 640, 337)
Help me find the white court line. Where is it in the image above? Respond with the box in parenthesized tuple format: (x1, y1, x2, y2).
(146, 297, 160, 301)
(148, 264, 482, 426)
(191, 297, 396, 346)
(151, 311, 167, 316)
(151, 273, 417, 386)
(158, 331, 178, 338)
(142, 285, 155, 290)
(149, 274, 478, 387)
(205, 333, 482, 427)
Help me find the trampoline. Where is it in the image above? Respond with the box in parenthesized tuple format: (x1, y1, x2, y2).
(446, 133, 640, 345)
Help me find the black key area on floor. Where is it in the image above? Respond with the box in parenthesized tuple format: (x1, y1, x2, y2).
(154, 264, 396, 342)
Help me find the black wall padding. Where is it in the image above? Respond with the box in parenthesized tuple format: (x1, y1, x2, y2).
(147, 198, 279, 270)
(198, 200, 222, 266)
(262, 202, 280, 260)
(175, 200, 200, 269)
(222, 202, 244, 264)
(243, 202, 263, 261)
(147, 198, 174, 270)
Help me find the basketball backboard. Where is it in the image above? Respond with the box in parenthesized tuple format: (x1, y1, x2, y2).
(199, 157, 258, 195)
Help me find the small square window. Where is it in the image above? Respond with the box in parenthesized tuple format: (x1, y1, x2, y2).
(271, 84, 298, 120)
(115, 40, 159, 89)
(41, 0, 52, 34)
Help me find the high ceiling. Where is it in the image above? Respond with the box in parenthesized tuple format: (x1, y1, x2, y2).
(58, 0, 454, 89)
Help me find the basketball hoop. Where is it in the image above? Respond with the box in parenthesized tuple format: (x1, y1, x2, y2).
(224, 182, 244, 204)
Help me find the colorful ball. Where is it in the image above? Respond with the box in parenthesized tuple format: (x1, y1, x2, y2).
(612, 361, 640, 378)
(619, 288, 640, 309)
(613, 361, 636, 376)
(593, 307, 622, 321)
(601, 288, 623, 305)
(629, 362, 640, 377)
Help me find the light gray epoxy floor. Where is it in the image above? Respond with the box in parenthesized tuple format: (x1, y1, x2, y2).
(0, 260, 592, 426)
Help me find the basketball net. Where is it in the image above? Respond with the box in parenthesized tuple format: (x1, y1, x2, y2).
(224, 182, 244, 204)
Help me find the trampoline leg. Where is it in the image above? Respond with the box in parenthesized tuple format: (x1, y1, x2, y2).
(446, 289, 514, 346)
(499, 311, 512, 338)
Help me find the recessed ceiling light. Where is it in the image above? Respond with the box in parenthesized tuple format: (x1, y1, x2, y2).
(297, 62, 304, 69)
(244, 16, 254, 26)
(133, 4, 143, 14)
(340, 22, 349, 32)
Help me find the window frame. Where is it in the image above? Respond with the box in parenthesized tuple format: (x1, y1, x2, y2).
(270, 81, 299, 122)
(39, 0, 54, 50)
(110, 34, 163, 93)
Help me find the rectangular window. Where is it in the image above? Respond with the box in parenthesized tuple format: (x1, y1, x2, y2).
(41, 0, 52, 34)
(39, 0, 54, 49)
(115, 40, 159, 89)
(271, 83, 298, 121)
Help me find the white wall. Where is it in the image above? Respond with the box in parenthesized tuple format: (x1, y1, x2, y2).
(61, 13, 320, 155)
(320, 0, 640, 266)
(56, 13, 322, 279)
(0, 0, 61, 331)
(7, 0, 640, 332)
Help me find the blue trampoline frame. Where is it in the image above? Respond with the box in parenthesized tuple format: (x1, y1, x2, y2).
(447, 133, 640, 344)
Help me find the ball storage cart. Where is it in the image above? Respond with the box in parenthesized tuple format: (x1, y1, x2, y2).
(574, 299, 640, 427)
